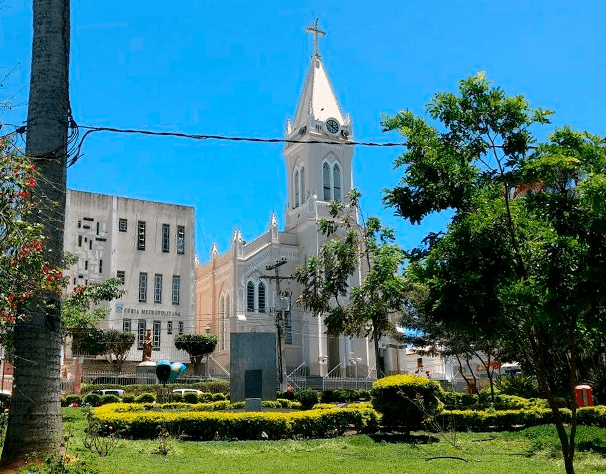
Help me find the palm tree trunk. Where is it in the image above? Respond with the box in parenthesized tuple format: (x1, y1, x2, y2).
(0, 0, 70, 467)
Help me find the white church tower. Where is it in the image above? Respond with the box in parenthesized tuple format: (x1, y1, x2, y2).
(195, 21, 374, 382)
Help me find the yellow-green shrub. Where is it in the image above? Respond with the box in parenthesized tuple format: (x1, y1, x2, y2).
(372, 375, 442, 433)
(92, 402, 379, 440)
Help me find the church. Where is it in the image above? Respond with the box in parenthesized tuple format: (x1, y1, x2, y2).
(195, 23, 378, 383)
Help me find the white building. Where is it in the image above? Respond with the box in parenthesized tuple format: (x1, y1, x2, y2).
(63, 190, 196, 364)
(195, 24, 377, 382)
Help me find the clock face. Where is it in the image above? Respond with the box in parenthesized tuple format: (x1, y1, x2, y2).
(326, 118, 339, 134)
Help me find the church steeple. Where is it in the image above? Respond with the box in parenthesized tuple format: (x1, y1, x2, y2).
(283, 21, 354, 230)
(288, 20, 351, 138)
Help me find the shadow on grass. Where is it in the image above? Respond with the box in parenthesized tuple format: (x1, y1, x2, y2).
(368, 431, 439, 444)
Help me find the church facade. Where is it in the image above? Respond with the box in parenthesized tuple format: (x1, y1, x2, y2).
(195, 31, 376, 380)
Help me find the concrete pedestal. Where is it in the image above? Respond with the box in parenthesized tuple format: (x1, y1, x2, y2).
(245, 398, 262, 411)
(136, 361, 157, 384)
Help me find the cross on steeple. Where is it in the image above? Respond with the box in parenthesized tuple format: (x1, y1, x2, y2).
(305, 19, 326, 58)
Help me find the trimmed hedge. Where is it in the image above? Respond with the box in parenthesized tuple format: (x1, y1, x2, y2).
(294, 389, 320, 410)
(61, 394, 82, 407)
(372, 375, 442, 433)
(435, 406, 606, 432)
(436, 407, 572, 432)
(440, 392, 550, 411)
(91, 402, 379, 440)
(83, 393, 102, 407)
(135, 392, 156, 403)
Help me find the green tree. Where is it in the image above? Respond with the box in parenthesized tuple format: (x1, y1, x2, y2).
(102, 329, 136, 373)
(295, 189, 406, 377)
(62, 278, 125, 336)
(383, 73, 606, 474)
(174, 333, 218, 372)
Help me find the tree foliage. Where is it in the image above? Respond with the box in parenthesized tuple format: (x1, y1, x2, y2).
(295, 189, 406, 376)
(174, 333, 218, 369)
(62, 278, 125, 336)
(384, 73, 606, 474)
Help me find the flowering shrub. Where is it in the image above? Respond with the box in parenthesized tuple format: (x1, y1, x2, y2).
(0, 142, 64, 332)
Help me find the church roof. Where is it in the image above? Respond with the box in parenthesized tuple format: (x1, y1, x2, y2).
(291, 55, 345, 131)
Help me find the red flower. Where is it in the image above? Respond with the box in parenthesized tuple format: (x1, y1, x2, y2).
(18, 190, 31, 199)
(28, 177, 37, 188)
(43, 267, 50, 274)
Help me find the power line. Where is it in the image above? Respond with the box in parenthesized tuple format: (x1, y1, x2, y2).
(66, 124, 405, 167)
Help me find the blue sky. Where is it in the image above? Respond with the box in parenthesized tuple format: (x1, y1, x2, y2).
(2, 0, 605, 260)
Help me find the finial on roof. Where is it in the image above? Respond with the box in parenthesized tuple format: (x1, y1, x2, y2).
(232, 227, 243, 243)
(269, 211, 278, 229)
(305, 19, 326, 58)
(211, 241, 218, 258)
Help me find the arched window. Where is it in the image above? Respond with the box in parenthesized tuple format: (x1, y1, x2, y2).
(300, 167, 306, 204)
(219, 296, 225, 350)
(247, 281, 255, 312)
(258, 282, 265, 313)
(333, 163, 341, 201)
(294, 169, 300, 208)
(323, 162, 331, 201)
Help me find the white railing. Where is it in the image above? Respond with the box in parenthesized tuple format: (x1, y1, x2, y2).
(208, 355, 230, 379)
(286, 361, 308, 390)
(322, 363, 376, 390)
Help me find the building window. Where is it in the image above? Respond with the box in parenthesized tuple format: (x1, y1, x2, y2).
(153, 320, 161, 350)
(301, 167, 305, 203)
(117, 270, 125, 284)
(89, 240, 92, 250)
(99, 259, 103, 274)
(333, 163, 341, 201)
(258, 282, 265, 313)
(285, 311, 292, 345)
(123, 319, 131, 333)
(247, 281, 255, 311)
(294, 169, 300, 208)
(118, 218, 127, 232)
(172, 275, 180, 304)
(96, 222, 100, 236)
(78, 235, 82, 247)
(137, 319, 146, 349)
(139, 272, 147, 302)
(137, 221, 146, 250)
(162, 224, 170, 253)
(84, 261, 88, 270)
(178, 321, 184, 335)
(167, 321, 173, 335)
(78, 220, 81, 229)
(154, 274, 162, 303)
(176, 225, 185, 254)
(323, 162, 331, 201)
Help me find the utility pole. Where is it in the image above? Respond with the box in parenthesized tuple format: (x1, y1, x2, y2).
(263, 258, 293, 393)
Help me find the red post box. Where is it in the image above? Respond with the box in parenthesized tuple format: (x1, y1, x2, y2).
(575, 384, 593, 407)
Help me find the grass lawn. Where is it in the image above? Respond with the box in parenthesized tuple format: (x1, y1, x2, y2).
(13, 408, 606, 474)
